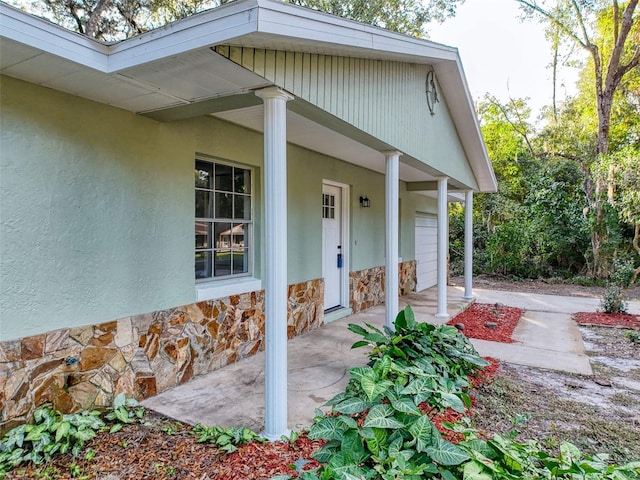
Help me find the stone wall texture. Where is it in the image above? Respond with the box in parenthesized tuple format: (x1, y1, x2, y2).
(349, 261, 417, 313)
(0, 278, 323, 434)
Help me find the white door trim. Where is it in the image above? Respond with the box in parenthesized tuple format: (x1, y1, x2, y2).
(322, 180, 350, 309)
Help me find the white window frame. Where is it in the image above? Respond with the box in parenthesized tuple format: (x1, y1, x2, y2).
(195, 157, 257, 296)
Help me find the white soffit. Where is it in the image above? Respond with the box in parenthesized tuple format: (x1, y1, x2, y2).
(118, 49, 270, 102)
(214, 105, 437, 183)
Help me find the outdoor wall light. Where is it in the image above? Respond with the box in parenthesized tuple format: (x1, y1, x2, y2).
(359, 196, 371, 208)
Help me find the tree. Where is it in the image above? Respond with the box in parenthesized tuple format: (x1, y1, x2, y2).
(516, 0, 639, 277)
(287, 0, 465, 38)
(592, 146, 640, 282)
(7, 0, 465, 41)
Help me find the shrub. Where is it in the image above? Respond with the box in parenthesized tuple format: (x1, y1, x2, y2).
(0, 407, 104, 474)
(610, 259, 636, 289)
(302, 306, 489, 479)
(277, 306, 640, 480)
(600, 285, 628, 314)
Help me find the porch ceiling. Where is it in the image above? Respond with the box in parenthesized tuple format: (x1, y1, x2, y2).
(214, 105, 440, 185)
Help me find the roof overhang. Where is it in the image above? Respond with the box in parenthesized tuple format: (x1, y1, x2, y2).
(0, 0, 497, 192)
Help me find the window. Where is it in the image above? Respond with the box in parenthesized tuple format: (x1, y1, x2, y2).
(195, 160, 251, 281)
(322, 193, 335, 219)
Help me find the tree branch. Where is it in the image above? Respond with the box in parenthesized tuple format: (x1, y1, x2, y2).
(604, 0, 639, 96)
(515, 0, 588, 48)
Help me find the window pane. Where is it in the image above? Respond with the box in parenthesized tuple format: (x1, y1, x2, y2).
(195, 191, 212, 218)
(214, 222, 232, 248)
(215, 164, 233, 192)
(195, 222, 211, 249)
(234, 168, 251, 194)
(230, 223, 245, 247)
(234, 195, 251, 220)
(195, 251, 212, 279)
(214, 250, 232, 277)
(195, 161, 213, 189)
(233, 248, 249, 274)
(215, 192, 233, 218)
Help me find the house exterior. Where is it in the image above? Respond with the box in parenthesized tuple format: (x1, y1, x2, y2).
(0, 0, 497, 438)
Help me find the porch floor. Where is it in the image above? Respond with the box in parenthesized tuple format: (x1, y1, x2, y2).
(141, 285, 605, 433)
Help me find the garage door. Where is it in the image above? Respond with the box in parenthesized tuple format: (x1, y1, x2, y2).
(415, 214, 437, 292)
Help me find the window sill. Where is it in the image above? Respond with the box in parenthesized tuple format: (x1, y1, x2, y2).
(196, 277, 262, 302)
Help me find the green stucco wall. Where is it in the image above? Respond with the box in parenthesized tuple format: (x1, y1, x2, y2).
(1, 75, 437, 341)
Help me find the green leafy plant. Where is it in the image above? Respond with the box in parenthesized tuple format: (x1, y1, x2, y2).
(294, 306, 489, 479)
(600, 284, 628, 314)
(104, 392, 147, 433)
(600, 259, 636, 314)
(456, 429, 640, 479)
(191, 424, 264, 453)
(625, 330, 640, 345)
(277, 306, 640, 480)
(0, 407, 104, 474)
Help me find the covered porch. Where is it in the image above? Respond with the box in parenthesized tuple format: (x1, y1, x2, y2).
(142, 285, 474, 432)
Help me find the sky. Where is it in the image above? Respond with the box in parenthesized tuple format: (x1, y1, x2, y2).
(427, 0, 583, 118)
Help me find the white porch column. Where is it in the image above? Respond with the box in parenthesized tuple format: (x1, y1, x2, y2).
(384, 150, 401, 330)
(255, 87, 293, 441)
(463, 190, 474, 300)
(436, 176, 450, 319)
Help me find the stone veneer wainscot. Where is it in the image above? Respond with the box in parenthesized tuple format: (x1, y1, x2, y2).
(0, 279, 323, 434)
(349, 260, 417, 313)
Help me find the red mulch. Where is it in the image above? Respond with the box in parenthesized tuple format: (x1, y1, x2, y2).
(6, 359, 499, 479)
(575, 312, 640, 330)
(423, 357, 500, 443)
(215, 435, 325, 479)
(448, 303, 524, 343)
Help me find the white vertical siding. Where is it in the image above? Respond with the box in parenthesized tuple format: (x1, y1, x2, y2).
(216, 46, 469, 176)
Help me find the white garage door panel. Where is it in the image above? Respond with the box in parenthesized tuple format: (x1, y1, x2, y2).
(415, 214, 438, 292)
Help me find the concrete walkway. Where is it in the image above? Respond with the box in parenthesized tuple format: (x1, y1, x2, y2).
(142, 286, 639, 431)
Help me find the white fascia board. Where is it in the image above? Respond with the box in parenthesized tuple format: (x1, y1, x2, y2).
(434, 59, 497, 193)
(254, 0, 459, 64)
(107, 3, 260, 72)
(0, 3, 108, 71)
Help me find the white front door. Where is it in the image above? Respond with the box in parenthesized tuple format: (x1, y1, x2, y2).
(322, 184, 342, 310)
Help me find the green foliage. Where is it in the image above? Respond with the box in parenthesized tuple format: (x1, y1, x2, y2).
(599, 259, 636, 313)
(457, 430, 640, 479)
(278, 306, 640, 479)
(6, 0, 464, 41)
(287, 0, 464, 38)
(296, 306, 488, 479)
(191, 424, 264, 453)
(625, 330, 640, 345)
(610, 259, 636, 289)
(450, 96, 591, 280)
(104, 393, 147, 433)
(599, 285, 628, 314)
(0, 407, 104, 474)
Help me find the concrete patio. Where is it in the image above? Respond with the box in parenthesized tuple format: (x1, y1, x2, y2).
(142, 286, 639, 432)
